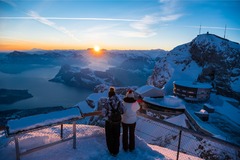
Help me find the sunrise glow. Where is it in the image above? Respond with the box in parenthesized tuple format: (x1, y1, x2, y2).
(94, 46, 100, 52)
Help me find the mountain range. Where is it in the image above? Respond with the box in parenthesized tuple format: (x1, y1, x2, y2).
(0, 33, 239, 100)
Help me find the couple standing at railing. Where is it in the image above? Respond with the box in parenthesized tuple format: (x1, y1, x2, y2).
(102, 87, 140, 157)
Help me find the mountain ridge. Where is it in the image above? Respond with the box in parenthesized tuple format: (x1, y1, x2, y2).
(148, 33, 240, 100)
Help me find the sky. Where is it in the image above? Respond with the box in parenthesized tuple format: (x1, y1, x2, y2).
(0, 0, 240, 51)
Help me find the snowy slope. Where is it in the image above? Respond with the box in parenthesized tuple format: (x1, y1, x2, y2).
(148, 33, 240, 99)
(148, 42, 202, 94)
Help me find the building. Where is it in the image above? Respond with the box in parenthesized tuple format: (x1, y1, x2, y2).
(135, 85, 164, 98)
(173, 81, 212, 102)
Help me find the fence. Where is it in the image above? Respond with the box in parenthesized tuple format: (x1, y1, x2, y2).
(136, 112, 240, 160)
(6, 111, 240, 160)
(78, 112, 240, 160)
(4, 111, 102, 160)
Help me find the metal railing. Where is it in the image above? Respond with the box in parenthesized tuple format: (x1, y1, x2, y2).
(5, 111, 102, 160)
(77, 111, 240, 159)
(6, 111, 240, 160)
(136, 112, 240, 160)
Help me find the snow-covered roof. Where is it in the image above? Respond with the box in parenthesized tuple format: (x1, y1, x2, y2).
(7, 107, 82, 134)
(135, 85, 164, 97)
(204, 103, 214, 109)
(173, 81, 212, 89)
(165, 114, 187, 127)
(143, 96, 185, 109)
(195, 109, 208, 115)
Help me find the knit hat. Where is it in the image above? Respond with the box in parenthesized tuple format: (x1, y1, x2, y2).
(108, 87, 116, 97)
(126, 90, 134, 98)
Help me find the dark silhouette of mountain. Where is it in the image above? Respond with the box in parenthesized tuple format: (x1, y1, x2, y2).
(0, 88, 33, 104)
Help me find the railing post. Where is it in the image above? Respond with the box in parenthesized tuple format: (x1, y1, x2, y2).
(14, 136, 20, 160)
(60, 124, 63, 139)
(176, 130, 182, 160)
(73, 121, 76, 149)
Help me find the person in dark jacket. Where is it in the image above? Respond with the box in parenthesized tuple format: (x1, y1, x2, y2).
(102, 87, 123, 157)
(121, 90, 140, 152)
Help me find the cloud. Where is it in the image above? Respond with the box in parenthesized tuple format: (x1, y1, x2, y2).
(159, 14, 183, 21)
(159, 0, 180, 15)
(118, 0, 183, 38)
(26, 11, 79, 41)
(128, 15, 158, 38)
(1, 0, 183, 39)
(122, 14, 182, 38)
(0, 1, 81, 42)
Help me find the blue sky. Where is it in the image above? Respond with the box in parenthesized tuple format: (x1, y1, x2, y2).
(0, 0, 240, 51)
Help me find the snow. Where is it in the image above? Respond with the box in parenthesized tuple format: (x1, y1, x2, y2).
(209, 94, 240, 125)
(135, 85, 164, 97)
(160, 48, 203, 95)
(231, 75, 240, 92)
(203, 103, 214, 109)
(74, 101, 94, 114)
(0, 124, 174, 160)
(150, 145, 202, 160)
(196, 109, 208, 115)
(194, 34, 240, 54)
(7, 107, 82, 134)
(184, 93, 240, 144)
(86, 92, 107, 109)
(138, 89, 240, 146)
(1, 91, 239, 159)
(143, 96, 185, 110)
(135, 85, 158, 93)
(165, 114, 188, 128)
(135, 115, 238, 160)
(69, 66, 81, 72)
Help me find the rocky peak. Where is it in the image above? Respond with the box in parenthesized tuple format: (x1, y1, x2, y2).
(148, 33, 240, 100)
(189, 33, 240, 67)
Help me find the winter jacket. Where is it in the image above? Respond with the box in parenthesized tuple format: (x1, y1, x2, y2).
(121, 97, 140, 124)
(102, 95, 123, 121)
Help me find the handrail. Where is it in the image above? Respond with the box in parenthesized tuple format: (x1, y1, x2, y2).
(82, 111, 102, 117)
(137, 112, 240, 151)
(83, 110, 240, 150)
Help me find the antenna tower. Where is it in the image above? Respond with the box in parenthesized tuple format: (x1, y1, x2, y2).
(224, 24, 227, 38)
(199, 25, 201, 35)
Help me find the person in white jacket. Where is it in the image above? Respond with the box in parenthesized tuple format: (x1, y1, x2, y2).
(121, 90, 140, 152)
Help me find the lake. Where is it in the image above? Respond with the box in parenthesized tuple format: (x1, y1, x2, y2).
(0, 67, 93, 111)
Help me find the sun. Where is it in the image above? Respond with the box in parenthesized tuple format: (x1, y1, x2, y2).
(94, 45, 100, 52)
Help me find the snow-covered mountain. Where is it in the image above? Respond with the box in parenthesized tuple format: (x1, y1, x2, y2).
(148, 33, 240, 100)
(0, 50, 88, 73)
(50, 50, 167, 89)
(49, 64, 119, 89)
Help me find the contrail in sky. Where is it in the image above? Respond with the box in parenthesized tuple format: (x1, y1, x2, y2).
(0, 17, 141, 22)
